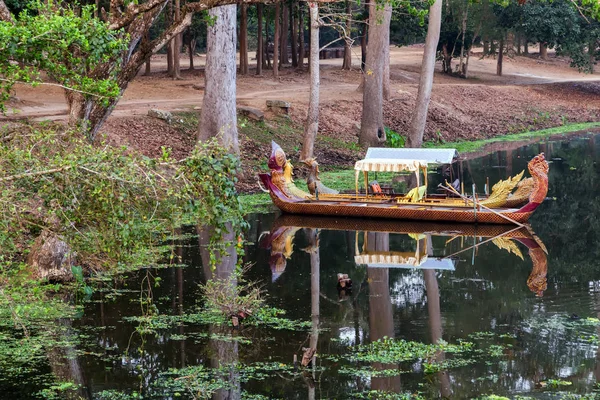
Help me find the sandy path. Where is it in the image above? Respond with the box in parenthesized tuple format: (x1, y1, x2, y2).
(3, 45, 599, 122)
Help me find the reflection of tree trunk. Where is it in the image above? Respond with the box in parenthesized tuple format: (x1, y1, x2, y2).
(424, 269, 452, 398)
(198, 224, 240, 400)
(367, 232, 401, 392)
(304, 228, 320, 400)
(47, 320, 92, 399)
(506, 149, 513, 176)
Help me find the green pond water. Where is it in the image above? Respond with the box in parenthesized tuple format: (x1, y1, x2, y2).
(2, 132, 600, 399)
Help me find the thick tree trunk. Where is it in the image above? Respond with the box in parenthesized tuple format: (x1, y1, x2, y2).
(273, 2, 281, 78)
(301, 2, 320, 161)
(240, 4, 249, 75)
(298, 2, 305, 68)
(342, 0, 352, 70)
(497, 36, 504, 76)
(539, 42, 547, 59)
(257, 4, 264, 75)
(382, 6, 392, 101)
(281, 3, 289, 65)
(198, 5, 239, 155)
(167, 41, 174, 75)
(359, 2, 391, 147)
(291, 1, 298, 67)
(360, 2, 368, 70)
(406, 0, 442, 148)
(173, 0, 181, 79)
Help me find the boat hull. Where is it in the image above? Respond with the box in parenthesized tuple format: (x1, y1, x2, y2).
(268, 190, 532, 224)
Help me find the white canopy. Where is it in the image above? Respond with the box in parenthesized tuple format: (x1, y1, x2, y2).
(364, 148, 459, 164)
(354, 158, 427, 172)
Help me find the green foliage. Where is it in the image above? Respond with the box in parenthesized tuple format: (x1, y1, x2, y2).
(385, 127, 406, 148)
(0, 2, 128, 112)
(0, 123, 247, 272)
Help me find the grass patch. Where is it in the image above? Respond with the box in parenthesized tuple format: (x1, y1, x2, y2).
(424, 122, 600, 153)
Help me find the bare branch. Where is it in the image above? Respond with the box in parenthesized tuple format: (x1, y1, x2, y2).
(108, 0, 168, 30)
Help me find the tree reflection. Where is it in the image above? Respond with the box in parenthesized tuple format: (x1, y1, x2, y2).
(198, 224, 241, 400)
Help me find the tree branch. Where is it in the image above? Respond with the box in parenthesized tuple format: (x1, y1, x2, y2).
(108, 0, 168, 30)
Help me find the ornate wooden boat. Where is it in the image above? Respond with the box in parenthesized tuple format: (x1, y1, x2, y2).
(258, 142, 549, 225)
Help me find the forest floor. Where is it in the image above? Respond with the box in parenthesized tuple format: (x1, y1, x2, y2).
(4, 45, 600, 193)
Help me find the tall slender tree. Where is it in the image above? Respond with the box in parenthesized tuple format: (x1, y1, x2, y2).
(273, 2, 281, 77)
(240, 4, 249, 74)
(198, 4, 239, 154)
(301, 1, 320, 160)
(257, 3, 264, 74)
(406, 0, 442, 148)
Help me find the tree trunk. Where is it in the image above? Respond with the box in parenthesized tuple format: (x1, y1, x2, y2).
(382, 6, 392, 101)
(298, 2, 305, 68)
(483, 39, 489, 55)
(359, 2, 391, 147)
(167, 42, 174, 75)
(589, 39, 595, 74)
(198, 5, 239, 155)
(273, 2, 281, 78)
(281, 3, 289, 66)
(264, 11, 271, 69)
(458, 1, 468, 77)
(342, 0, 352, 70)
(406, 0, 442, 148)
(539, 42, 547, 59)
(240, 4, 249, 75)
(167, 0, 174, 75)
(524, 39, 529, 54)
(301, 2, 320, 161)
(257, 4, 264, 75)
(516, 32, 521, 55)
(173, 0, 181, 79)
(144, 33, 152, 75)
(0, 0, 12, 22)
(291, 1, 298, 67)
(497, 36, 504, 76)
(360, 2, 368, 70)
(442, 43, 451, 73)
(188, 38, 196, 70)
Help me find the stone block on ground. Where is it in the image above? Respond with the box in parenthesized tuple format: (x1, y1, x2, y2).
(148, 109, 173, 123)
(237, 106, 264, 121)
(266, 99, 291, 114)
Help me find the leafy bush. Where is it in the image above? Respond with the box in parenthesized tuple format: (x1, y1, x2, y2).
(0, 122, 246, 272)
(385, 127, 406, 148)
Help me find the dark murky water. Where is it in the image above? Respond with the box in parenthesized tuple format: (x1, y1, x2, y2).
(3, 132, 600, 399)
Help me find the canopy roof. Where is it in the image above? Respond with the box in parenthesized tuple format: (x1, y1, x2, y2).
(363, 148, 459, 165)
(354, 158, 427, 172)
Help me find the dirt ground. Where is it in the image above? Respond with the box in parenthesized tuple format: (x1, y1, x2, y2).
(4, 45, 600, 192)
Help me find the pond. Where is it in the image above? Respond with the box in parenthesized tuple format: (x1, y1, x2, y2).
(2, 132, 600, 399)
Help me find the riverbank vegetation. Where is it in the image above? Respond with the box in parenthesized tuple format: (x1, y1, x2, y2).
(0, 122, 245, 277)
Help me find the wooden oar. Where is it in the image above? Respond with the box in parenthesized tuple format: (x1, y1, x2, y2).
(441, 182, 526, 227)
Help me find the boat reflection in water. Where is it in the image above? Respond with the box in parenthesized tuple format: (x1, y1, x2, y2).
(263, 215, 547, 297)
(261, 214, 548, 397)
